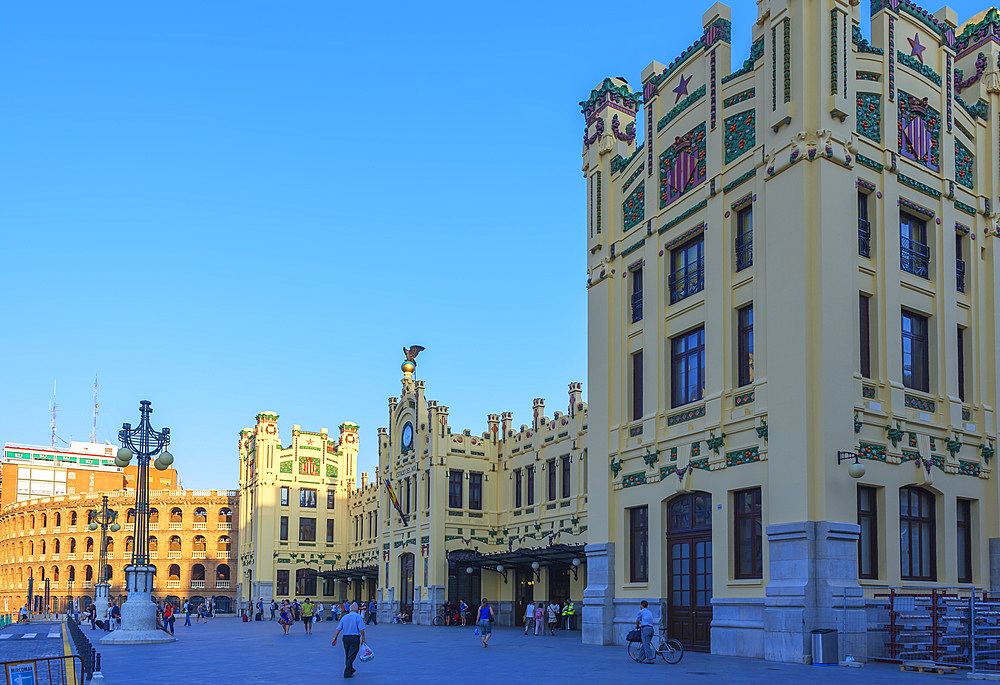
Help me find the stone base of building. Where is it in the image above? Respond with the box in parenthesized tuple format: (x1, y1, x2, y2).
(582, 542, 615, 645)
(99, 565, 175, 646)
(607, 597, 664, 645)
(711, 597, 764, 658)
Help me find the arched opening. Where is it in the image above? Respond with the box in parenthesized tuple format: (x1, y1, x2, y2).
(69, 539, 76, 553)
(149, 536, 158, 553)
(125, 537, 134, 554)
(86, 538, 94, 553)
(665, 491, 713, 652)
(217, 536, 231, 552)
(105, 537, 114, 553)
(67, 566, 75, 582)
(38, 567, 45, 581)
(70, 511, 78, 526)
(84, 566, 93, 581)
(216, 564, 230, 581)
(104, 565, 113, 582)
(18, 542, 23, 556)
(126, 509, 136, 524)
(194, 508, 207, 522)
(28, 541, 34, 555)
(52, 566, 59, 582)
(168, 564, 180, 580)
(53, 539, 60, 554)
(193, 536, 206, 552)
(191, 564, 205, 581)
(149, 508, 159, 524)
(55, 513, 61, 527)
(215, 596, 232, 613)
(40, 540, 45, 555)
(29, 515, 35, 529)
(399, 553, 415, 621)
(447, 551, 481, 610)
(41, 514, 47, 528)
(219, 507, 233, 523)
(169, 508, 183, 523)
(169, 536, 181, 552)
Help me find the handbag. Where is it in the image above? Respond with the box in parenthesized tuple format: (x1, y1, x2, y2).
(625, 628, 641, 643)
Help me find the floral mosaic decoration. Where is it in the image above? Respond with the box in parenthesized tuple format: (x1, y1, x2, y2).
(857, 93, 881, 143)
(724, 110, 755, 164)
(622, 182, 645, 232)
(955, 139, 974, 189)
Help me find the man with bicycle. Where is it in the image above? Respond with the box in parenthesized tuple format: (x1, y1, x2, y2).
(635, 600, 657, 664)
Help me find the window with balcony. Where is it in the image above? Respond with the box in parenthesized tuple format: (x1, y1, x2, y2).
(735, 206, 753, 270)
(900, 212, 930, 279)
(671, 326, 706, 408)
(956, 233, 966, 292)
(631, 350, 643, 421)
(630, 267, 643, 323)
(669, 236, 705, 303)
(858, 191, 871, 257)
(737, 304, 754, 387)
(901, 309, 930, 392)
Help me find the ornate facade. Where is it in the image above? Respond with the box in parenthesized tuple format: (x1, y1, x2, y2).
(582, 0, 1000, 663)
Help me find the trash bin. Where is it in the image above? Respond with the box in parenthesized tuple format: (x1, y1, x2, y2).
(811, 628, 838, 664)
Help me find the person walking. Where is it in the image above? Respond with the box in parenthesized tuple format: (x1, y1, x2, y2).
(366, 599, 377, 625)
(104, 601, 114, 632)
(547, 600, 560, 636)
(533, 602, 544, 636)
(279, 601, 292, 635)
(87, 602, 96, 630)
(301, 598, 315, 634)
(270, 600, 277, 621)
(111, 603, 121, 630)
(163, 602, 175, 635)
(477, 599, 494, 648)
(331, 603, 366, 679)
(256, 598, 264, 621)
(459, 599, 468, 627)
(183, 600, 192, 627)
(635, 600, 656, 664)
(523, 601, 535, 635)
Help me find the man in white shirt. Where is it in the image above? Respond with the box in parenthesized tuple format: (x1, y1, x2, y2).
(524, 601, 536, 635)
(332, 602, 366, 679)
(635, 600, 656, 664)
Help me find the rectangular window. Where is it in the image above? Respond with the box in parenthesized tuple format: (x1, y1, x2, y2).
(858, 191, 871, 257)
(900, 487, 936, 581)
(425, 470, 431, 509)
(323, 576, 336, 597)
(957, 499, 972, 584)
(669, 235, 705, 303)
(628, 506, 649, 582)
(735, 206, 753, 270)
(448, 470, 463, 509)
(734, 487, 763, 579)
(631, 350, 643, 421)
(469, 472, 483, 511)
(526, 466, 535, 505)
(514, 468, 522, 508)
(326, 519, 335, 543)
(276, 569, 289, 596)
(547, 459, 557, 502)
(299, 488, 317, 508)
(737, 304, 754, 387)
(956, 234, 966, 293)
(279, 516, 288, 541)
(901, 310, 930, 392)
(630, 267, 643, 323)
(561, 456, 571, 499)
(280, 487, 289, 507)
(298, 517, 316, 542)
(900, 212, 930, 279)
(958, 326, 966, 403)
(858, 486, 878, 579)
(404, 477, 411, 514)
(671, 326, 706, 407)
(326, 490, 335, 509)
(859, 294, 871, 379)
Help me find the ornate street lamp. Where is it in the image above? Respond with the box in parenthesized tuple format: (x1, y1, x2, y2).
(88, 495, 120, 612)
(100, 400, 175, 645)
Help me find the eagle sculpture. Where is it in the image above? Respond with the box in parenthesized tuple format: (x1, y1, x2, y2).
(403, 345, 426, 362)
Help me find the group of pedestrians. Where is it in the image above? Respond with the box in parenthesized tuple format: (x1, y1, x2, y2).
(523, 598, 575, 636)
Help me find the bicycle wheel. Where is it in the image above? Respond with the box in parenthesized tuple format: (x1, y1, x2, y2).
(627, 640, 644, 662)
(659, 638, 684, 664)
(432, 615, 444, 627)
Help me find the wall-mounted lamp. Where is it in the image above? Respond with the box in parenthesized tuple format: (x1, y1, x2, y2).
(491, 564, 508, 583)
(837, 451, 866, 479)
(530, 561, 541, 581)
(465, 566, 474, 575)
(570, 556, 583, 580)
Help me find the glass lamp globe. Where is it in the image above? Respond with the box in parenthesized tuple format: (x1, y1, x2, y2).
(110, 523, 121, 532)
(465, 567, 474, 575)
(88, 522, 98, 531)
(848, 461, 867, 479)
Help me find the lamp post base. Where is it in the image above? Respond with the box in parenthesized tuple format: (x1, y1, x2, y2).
(99, 565, 175, 645)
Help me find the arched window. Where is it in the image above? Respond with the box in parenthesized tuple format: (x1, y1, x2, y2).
(18, 542, 23, 556)
(28, 541, 34, 555)
(125, 537, 134, 554)
(126, 509, 136, 524)
(67, 566, 75, 581)
(104, 565, 113, 581)
(149, 508, 159, 524)
(193, 536, 206, 552)
(168, 564, 180, 580)
(217, 536, 231, 552)
(194, 508, 207, 522)
(40, 540, 45, 555)
(86, 538, 94, 552)
(55, 513, 61, 527)
(30, 515, 35, 529)
(53, 540, 60, 554)
(84, 566, 93, 581)
(38, 567, 45, 581)
(900, 486, 937, 581)
(216, 564, 230, 581)
(191, 564, 205, 581)
(219, 508, 233, 523)
(169, 508, 183, 523)
(19, 516, 24, 530)
(149, 536, 158, 552)
(169, 536, 181, 552)
(41, 514, 47, 528)
(70, 511, 77, 526)
(105, 537, 114, 553)
(51, 566, 59, 582)
(69, 539, 76, 553)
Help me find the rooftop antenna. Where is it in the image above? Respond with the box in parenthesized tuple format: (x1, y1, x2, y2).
(90, 374, 99, 443)
(49, 380, 57, 448)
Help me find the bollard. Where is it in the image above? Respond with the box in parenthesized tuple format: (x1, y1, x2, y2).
(91, 652, 105, 684)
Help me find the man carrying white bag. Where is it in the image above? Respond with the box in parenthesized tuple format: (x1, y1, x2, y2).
(332, 602, 368, 679)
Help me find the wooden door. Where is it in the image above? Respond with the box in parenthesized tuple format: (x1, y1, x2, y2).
(666, 492, 712, 651)
(513, 568, 533, 627)
(399, 553, 414, 619)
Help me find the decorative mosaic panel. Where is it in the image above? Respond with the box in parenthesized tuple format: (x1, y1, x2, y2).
(901, 450, 921, 462)
(723, 110, 755, 164)
(691, 442, 701, 457)
(858, 442, 887, 462)
(667, 405, 706, 426)
(659, 123, 707, 209)
(628, 425, 643, 437)
(326, 463, 338, 478)
(897, 51, 941, 85)
(734, 390, 755, 406)
(279, 461, 292, 474)
(723, 88, 755, 108)
(955, 139, 974, 189)
(955, 200, 976, 216)
(659, 465, 678, 480)
(908, 432, 918, 448)
(299, 456, 320, 476)
(783, 19, 791, 103)
(689, 457, 710, 470)
(898, 91, 940, 171)
(862, 385, 876, 398)
(725, 447, 761, 467)
(904, 395, 935, 412)
(622, 182, 645, 232)
(962, 408, 972, 421)
(622, 472, 647, 488)
(856, 93, 881, 143)
(959, 461, 981, 477)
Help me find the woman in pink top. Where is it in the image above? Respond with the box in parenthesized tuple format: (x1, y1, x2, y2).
(533, 603, 544, 635)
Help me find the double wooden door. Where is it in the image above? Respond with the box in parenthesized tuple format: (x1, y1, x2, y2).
(666, 492, 713, 651)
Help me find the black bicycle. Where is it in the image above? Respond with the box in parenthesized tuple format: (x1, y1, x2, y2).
(626, 627, 684, 664)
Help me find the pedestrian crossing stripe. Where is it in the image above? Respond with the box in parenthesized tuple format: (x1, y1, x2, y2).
(0, 634, 10, 639)
(21, 633, 36, 639)
(47, 634, 60, 639)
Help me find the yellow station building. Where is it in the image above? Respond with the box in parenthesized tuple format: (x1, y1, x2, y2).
(580, 0, 1000, 662)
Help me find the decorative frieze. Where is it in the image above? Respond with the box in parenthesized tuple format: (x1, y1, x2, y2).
(723, 88, 754, 108)
(722, 37, 764, 85)
(657, 85, 706, 132)
(725, 447, 761, 468)
(667, 405, 706, 426)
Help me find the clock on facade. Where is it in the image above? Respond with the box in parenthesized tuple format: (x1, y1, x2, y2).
(402, 422, 413, 449)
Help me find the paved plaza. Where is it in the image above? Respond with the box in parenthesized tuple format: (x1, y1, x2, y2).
(0, 616, 983, 684)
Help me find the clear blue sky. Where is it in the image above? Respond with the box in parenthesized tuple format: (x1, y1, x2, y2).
(0, 1, 984, 488)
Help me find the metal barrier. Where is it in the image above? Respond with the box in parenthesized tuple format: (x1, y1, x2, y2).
(64, 618, 96, 680)
(0, 655, 84, 685)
